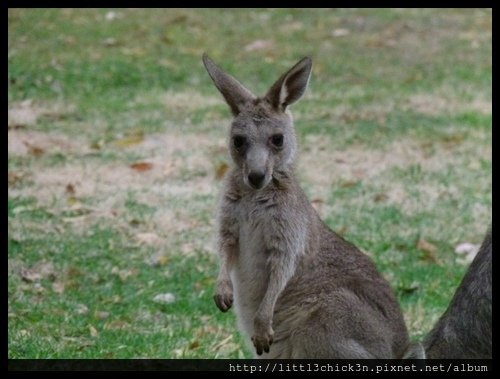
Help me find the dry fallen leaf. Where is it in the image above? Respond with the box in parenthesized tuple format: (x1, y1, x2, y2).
(111, 266, 136, 281)
(104, 320, 130, 330)
(90, 139, 105, 150)
(417, 238, 440, 264)
(8, 123, 26, 130)
(337, 225, 348, 236)
(441, 133, 465, 146)
(194, 322, 220, 338)
(75, 304, 89, 315)
(8, 171, 25, 186)
(311, 198, 324, 213)
(52, 281, 65, 294)
(340, 180, 359, 188)
(373, 193, 388, 203)
(146, 251, 169, 267)
(189, 340, 200, 350)
(33, 283, 45, 294)
(66, 196, 79, 206)
(23, 141, 45, 157)
(94, 311, 110, 320)
(215, 342, 240, 357)
(20, 262, 55, 282)
(166, 14, 188, 25)
(416, 238, 437, 253)
(89, 325, 98, 337)
(21, 268, 42, 283)
(113, 134, 144, 148)
(215, 162, 229, 180)
(130, 162, 153, 172)
(136, 232, 161, 246)
(65, 183, 76, 195)
(212, 335, 233, 351)
(419, 249, 441, 264)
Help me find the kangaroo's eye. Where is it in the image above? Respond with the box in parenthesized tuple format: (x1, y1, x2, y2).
(271, 134, 284, 148)
(233, 135, 246, 149)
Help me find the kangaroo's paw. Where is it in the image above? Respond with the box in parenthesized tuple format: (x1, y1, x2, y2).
(214, 280, 233, 312)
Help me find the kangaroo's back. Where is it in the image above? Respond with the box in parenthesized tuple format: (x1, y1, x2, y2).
(423, 228, 492, 358)
(403, 227, 492, 360)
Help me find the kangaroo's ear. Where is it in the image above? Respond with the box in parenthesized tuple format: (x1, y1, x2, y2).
(265, 57, 312, 111)
(202, 54, 256, 116)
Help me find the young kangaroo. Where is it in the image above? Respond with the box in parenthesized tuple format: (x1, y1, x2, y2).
(203, 54, 410, 358)
(404, 227, 492, 359)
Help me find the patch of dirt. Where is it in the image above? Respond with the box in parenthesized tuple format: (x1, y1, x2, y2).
(131, 89, 222, 113)
(8, 99, 75, 129)
(298, 133, 491, 214)
(8, 100, 82, 157)
(8, 129, 88, 156)
(9, 115, 490, 253)
(9, 130, 224, 242)
(299, 135, 408, 193)
(404, 94, 491, 116)
(10, 131, 221, 199)
(161, 90, 222, 113)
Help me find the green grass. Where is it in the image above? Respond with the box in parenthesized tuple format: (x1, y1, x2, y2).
(8, 222, 242, 358)
(8, 8, 491, 358)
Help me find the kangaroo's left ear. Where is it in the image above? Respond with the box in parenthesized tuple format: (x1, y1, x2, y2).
(202, 53, 256, 116)
(265, 57, 312, 112)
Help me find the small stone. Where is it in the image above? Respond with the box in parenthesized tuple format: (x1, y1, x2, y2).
(153, 293, 176, 304)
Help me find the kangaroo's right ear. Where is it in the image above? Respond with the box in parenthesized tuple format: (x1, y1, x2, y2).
(202, 54, 256, 116)
(265, 57, 312, 112)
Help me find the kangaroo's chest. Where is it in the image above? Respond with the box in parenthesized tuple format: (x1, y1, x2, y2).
(237, 192, 279, 250)
(232, 200, 270, 287)
(229, 199, 273, 334)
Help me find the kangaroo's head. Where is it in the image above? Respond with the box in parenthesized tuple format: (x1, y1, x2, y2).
(203, 54, 312, 190)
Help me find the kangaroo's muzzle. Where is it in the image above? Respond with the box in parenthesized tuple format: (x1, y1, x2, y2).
(247, 171, 266, 189)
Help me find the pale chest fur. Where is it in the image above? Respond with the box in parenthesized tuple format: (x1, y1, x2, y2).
(229, 195, 275, 338)
(220, 175, 311, 341)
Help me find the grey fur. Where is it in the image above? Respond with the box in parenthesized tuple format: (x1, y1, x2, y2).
(401, 227, 492, 360)
(203, 54, 410, 358)
(423, 228, 492, 359)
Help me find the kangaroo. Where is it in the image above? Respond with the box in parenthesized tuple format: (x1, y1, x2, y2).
(404, 227, 492, 359)
(203, 54, 410, 358)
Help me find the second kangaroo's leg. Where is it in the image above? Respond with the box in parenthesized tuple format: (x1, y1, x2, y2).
(252, 220, 304, 356)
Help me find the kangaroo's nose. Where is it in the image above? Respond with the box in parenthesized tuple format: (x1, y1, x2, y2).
(248, 171, 266, 188)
